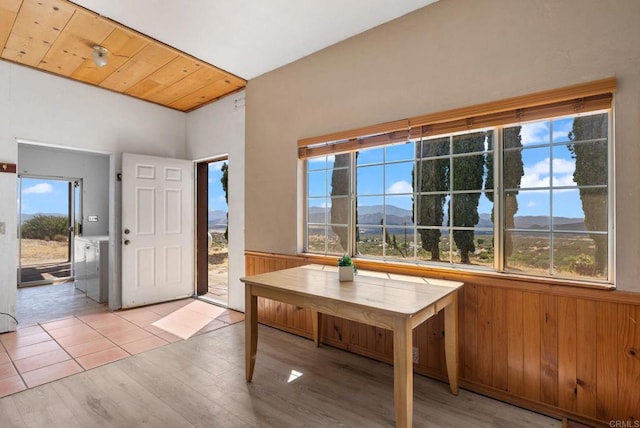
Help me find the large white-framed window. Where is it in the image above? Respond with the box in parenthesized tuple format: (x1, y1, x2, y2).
(303, 106, 612, 284)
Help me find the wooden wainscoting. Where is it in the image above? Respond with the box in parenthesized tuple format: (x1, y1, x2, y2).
(245, 251, 640, 427)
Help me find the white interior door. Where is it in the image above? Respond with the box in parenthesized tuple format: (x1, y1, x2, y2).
(121, 153, 194, 308)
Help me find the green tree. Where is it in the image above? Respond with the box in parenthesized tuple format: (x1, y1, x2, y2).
(220, 162, 229, 241)
(567, 114, 608, 274)
(414, 137, 449, 261)
(451, 132, 486, 264)
(330, 153, 350, 252)
(21, 215, 68, 240)
(485, 127, 524, 257)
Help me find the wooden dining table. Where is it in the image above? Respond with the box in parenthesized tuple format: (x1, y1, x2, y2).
(241, 264, 464, 428)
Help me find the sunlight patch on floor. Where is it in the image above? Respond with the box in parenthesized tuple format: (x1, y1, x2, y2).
(152, 300, 226, 339)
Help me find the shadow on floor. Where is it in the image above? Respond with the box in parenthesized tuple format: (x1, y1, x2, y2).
(19, 262, 72, 284)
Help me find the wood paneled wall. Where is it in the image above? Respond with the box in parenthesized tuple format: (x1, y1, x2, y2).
(245, 251, 640, 426)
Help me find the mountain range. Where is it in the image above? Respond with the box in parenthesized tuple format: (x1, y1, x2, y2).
(208, 210, 228, 230)
(309, 205, 586, 231)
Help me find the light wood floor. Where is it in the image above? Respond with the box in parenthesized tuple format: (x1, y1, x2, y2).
(0, 322, 561, 427)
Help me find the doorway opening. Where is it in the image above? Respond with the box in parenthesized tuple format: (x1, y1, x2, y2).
(196, 157, 229, 306)
(17, 176, 81, 286)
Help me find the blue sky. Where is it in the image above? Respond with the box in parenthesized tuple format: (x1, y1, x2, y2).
(308, 116, 602, 219)
(19, 178, 69, 215)
(208, 160, 228, 212)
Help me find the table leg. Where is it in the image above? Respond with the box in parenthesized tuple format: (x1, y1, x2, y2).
(245, 284, 258, 382)
(311, 310, 321, 347)
(444, 291, 459, 395)
(393, 317, 413, 428)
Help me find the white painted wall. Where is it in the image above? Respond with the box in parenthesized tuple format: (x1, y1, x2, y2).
(186, 91, 246, 311)
(18, 144, 110, 237)
(0, 62, 16, 332)
(0, 62, 187, 332)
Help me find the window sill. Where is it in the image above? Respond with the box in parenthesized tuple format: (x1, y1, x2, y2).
(297, 252, 615, 292)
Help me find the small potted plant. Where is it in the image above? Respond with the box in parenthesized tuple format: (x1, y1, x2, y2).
(337, 254, 356, 282)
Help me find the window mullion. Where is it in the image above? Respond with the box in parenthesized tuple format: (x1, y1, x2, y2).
(548, 120, 554, 277)
(349, 152, 356, 257)
(495, 127, 504, 272)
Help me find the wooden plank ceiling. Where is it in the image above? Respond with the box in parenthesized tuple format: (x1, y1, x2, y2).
(0, 0, 247, 112)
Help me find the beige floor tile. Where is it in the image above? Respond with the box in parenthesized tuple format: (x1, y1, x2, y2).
(77, 312, 120, 325)
(152, 308, 213, 340)
(7, 340, 62, 361)
(40, 317, 84, 331)
(0, 351, 9, 365)
(173, 299, 193, 307)
(46, 323, 95, 339)
(0, 327, 41, 346)
(104, 327, 153, 346)
(13, 349, 71, 374)
(21, 359, 83, 388)
(0, 331, 52, 350)
(54, 330, 104, 347)
(146, 302, 183, 316)
(12, 325, 45, 336)
(182, 300, 226, 318)
(0, 362, 18, 380)
(65, 337, 117, 358)
(116, 309, 163, 327)
(120, 336, 169, 355)
(141, 324, 167, 336)
(93, 320, 138, 336)
(0, 375, 27, 398)
(76, 347, 130, 370)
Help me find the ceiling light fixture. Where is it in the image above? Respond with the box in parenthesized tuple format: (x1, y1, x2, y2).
(91, 45, 108, 67)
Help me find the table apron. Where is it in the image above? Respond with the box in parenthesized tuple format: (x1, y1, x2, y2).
(247, 282, 450, 331)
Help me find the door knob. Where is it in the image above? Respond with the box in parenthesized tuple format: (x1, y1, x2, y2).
(124, 239, 130, 245)
(124, 228, 130, 234)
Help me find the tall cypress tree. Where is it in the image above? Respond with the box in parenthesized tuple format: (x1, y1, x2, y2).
(220, 162, 229, 241)
(330, 153, 350, 252)
(451, 132, 486, 264)
(414, 136, 449, 261)
(567, 114, 608, 274)
(485, 127, 524, 258)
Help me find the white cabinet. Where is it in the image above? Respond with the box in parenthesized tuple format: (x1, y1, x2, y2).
(74, 236, 109, 303)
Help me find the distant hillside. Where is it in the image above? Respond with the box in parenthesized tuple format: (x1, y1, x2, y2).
(208, 210, 228, 230)
(514, 216, 585, 231)
(309, 205, 585, 231)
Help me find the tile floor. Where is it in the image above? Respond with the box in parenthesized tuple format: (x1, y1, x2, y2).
(0, 298, 244, 398)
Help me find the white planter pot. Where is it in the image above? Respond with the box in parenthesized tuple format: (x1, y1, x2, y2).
(338, 265, 354, 282)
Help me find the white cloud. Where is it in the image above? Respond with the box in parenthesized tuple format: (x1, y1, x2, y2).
(520, 122, 549, 145)
(527, 201, 538, 208)
(309, 200, 332, 209)
(551, 158, 575, 174)
(552, 121, 573, 142)
(23, 183, 53, 195)
(521, 157, 575, 189)
(308, 155, 336, 165)
(386, 180, 412, 194)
